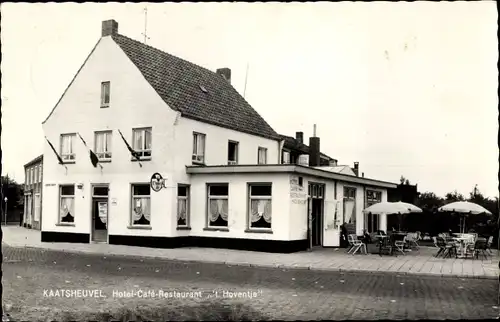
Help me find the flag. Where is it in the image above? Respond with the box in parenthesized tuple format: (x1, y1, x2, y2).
(45, 137, 65, 165)
(118, 129, 142, 166)
(77, 133, 101, 168)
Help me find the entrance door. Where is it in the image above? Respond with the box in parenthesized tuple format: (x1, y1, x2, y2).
(308, 183, 325, 247)
(91, 185, 109, 243)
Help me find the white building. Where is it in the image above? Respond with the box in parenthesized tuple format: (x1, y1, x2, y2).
(40, 20, 397, 252)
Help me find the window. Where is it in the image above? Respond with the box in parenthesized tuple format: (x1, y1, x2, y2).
(132, 128, 152, 159)
(34, 166, 38, 184)
(95, 131, 112, 161)
(38, 165, 42, 182)
(283, 151, 290, 164)
(228, 141, 239, 165)
(177, 185, 190, 227)
(207, 184, 228, 228)
(366, 190, 382, 233)
(258, 147, 267, 165)
(25, 169, 29, 185)
(34, 193, 41, 222)
(101, 81, 110, 107)
(30, 168, 34, 185)
(131, 184, 151, 226)
(343, 187, 356, 226)
(192, 132, 206, 164)
(59, 185, 75, 223)
(248, 184, 272, 230)
(60, 134, 76, 162)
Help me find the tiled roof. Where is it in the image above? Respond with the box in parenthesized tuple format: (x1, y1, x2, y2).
(111, 34, 281, 141)
(279, 134, 335, 161)
(24, 154, 43, 168)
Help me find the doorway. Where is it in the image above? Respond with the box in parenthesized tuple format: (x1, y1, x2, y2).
(91, 185, 109, 243)
(308, 183, 325, 247)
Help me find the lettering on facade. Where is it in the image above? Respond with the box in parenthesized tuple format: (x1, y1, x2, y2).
(44, 183, 56, 187)
(290, 176, 307, 204)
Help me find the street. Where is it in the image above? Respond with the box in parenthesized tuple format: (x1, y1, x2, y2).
(2, 245, 499, 320)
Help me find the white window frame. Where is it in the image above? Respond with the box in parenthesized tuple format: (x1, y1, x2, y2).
(38, 164, 42, 182)
(177, 185, 190, 228)
(207, 184, 229, 228)
(101, 81, 110, 108)
(192, 132, 206, 164)
(34, 193, 41, 222)
(30, 168, 35, 184)
(132, 128, 152, 160)
(131, 184, 151, 227)
(94, 130, 113, 161)
(60, 133, 76, 162)
(258, 147, 267, 165)
(59, 185, 75, 224)
(248, 184, 272, 231)
(25, 169, 30, 185)
(228, 140, 239, 165)
(282, 150, 291, 164)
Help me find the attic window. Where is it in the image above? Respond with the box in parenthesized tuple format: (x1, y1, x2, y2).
(199, 85, 208, 93)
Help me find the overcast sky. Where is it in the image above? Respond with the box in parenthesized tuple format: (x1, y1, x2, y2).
(1, 2, 498, 198)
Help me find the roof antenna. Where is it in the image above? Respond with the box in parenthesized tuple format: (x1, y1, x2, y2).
(141, 7, 150, 44)
(243, 62, 250, 98)
(313, 124, 317, 137)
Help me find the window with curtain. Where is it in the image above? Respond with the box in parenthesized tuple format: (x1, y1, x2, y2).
(248, 184, 272, 230)
(60, 134, 76, 161)
(95, 131, 112, 160)
(34, 193, 41, 222)
(132, 128, 152, 159)
(207, 184, 229, 227)
(177, 185, 190, 227)
(101, 81, 110, 107)
(343, 186, 356, 227)
(258, 147, 267, 164)
(30, 168, 34, 185)
(60, 185, 75, 223)
(192, 132, 206, 164)
(131, 184, 151, 226)
(38, 165, 42, 182)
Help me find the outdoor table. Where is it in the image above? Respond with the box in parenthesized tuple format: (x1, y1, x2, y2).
(453, 236, 473, 258)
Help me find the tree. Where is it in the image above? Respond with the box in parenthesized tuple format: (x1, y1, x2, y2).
(444, 190, 465, 202)
(1, 175, 24, 211)
(416, 191, 444, 212)
(400, 176, 411, 185)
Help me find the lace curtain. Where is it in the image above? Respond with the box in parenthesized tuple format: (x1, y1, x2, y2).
(344, 200, 355, 224)
(250, 199, 272, 223)
(62, 135, 73, 155)
(209, 199, 228, 222)
(60, 197, 74, 222)
(98, 203, 107, 225)
(96, 134, 105, 153)
(178, 198, 187, 220)
(133, 197, 151, 223)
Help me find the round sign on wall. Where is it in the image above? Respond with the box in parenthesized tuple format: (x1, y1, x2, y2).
(150, 173, 164, 192)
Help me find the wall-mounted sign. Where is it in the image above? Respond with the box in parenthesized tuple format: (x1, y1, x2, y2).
(290, 175, 307, 204)
(150, 173, 167, 192)
(44, 183, 56, 187)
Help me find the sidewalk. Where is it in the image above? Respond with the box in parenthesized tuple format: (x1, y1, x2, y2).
(2, 226, 498, 279)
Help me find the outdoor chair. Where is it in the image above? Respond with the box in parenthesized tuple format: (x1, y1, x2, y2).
(394, 235, 407, 255)
(434, 237, 456, 258)
(486, 236, 494, 254)
(415, 231, 422, 241)
(378, 235, 394, 257)
(347, 234, 367, 255)
(406, 233, 420, 250)
(466, 239, 489, 260)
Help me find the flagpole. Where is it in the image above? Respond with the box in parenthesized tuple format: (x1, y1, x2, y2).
(77, 133, 103, 170)
(44, 136, 68, 171)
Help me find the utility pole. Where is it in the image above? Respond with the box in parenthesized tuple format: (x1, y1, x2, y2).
(243, 63, 249, 99)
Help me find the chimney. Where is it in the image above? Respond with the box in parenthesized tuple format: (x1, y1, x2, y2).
(216, 68, 231, 84)
(102, 20, 118, 37)
(362, 172, 365, 178)
(295, 132, 303, 144)
(309, 124, 320, 167)
(353, 162, 359, 177)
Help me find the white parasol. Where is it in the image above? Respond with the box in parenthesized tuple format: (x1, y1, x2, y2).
(438, 201, 492, 233)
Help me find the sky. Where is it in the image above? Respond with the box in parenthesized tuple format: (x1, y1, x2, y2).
(1, 2, 498, 198)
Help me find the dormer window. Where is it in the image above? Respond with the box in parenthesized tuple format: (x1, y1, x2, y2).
(228, 141, 239, 165)
(101, 81, 110, 108)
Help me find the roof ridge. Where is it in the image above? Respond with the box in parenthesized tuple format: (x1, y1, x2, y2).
(112, 33, 220, 79)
